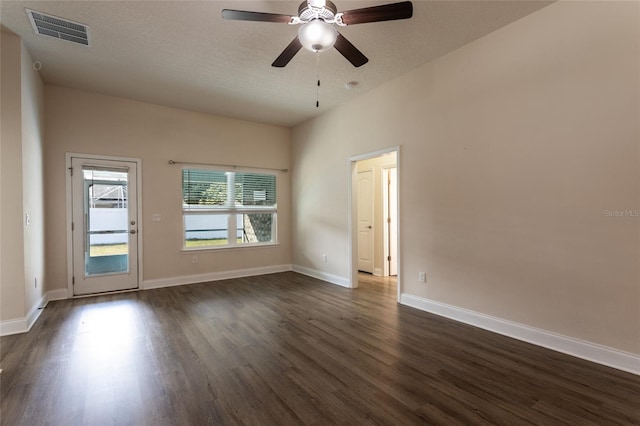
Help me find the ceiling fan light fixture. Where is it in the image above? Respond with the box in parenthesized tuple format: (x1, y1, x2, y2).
(298, 19, 337, 52)
(222, 1, 413, 67)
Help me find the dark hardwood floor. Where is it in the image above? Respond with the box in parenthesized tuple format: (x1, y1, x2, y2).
(1, 272, 638, 425)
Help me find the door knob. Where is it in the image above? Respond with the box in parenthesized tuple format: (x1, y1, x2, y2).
(130, 229, 136, 234)
(366, 225, 372, 229)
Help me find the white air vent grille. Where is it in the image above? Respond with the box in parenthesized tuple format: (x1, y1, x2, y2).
(26, 9, 90, 46)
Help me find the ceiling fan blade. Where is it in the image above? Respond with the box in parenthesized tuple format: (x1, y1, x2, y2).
(221, 9, 292, 23)
(339, 1, 413, 25)
(272, 37, 303, 67)
(334, 33, 368, 67)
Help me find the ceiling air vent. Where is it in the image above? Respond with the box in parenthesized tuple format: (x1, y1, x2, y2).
(26, 9, 90, 46)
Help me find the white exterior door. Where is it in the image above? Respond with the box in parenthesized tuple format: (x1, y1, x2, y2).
(357, 170, 374, 273)
(71, 157, 139, 295)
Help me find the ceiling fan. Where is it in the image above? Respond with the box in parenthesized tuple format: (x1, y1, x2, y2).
(222, 0, 413, 68)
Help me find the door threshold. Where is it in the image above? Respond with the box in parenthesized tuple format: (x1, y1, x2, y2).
(72, 286, 140, 299)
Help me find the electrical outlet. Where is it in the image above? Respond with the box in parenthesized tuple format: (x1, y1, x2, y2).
(152, 213, 161, 222)
(418, 272, 426, 283)
(322, 254, 327, 262)
(192, 256, 198, 264)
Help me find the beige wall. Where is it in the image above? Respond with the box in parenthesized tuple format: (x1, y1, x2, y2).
(44, 86, 291, 290)
(21, 43, 46, 313)
(1, 31, 26, 321)
(292, 2, 640, 354)
(0, 31, 46, 322)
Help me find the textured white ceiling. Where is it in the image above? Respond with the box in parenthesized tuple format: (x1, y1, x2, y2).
(1, 1, 552, 127)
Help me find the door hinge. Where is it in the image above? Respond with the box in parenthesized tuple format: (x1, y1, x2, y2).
(387, 217, 391, 223)
(72, 276, 75, 285)
(69, 167, 73, 176)
(71, 222, 74, 231)
(387, 256, 391, 261)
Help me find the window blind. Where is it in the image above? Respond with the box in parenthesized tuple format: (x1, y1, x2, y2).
(182, 169, 276, 210)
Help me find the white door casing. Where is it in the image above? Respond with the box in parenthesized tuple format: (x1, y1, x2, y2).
(386, 167, 398, 276)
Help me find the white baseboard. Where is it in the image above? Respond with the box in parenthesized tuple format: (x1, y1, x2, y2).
(142, 264, 293, 290)
(25, 293, 47, 331)
(400, 293, 640, 376)
(292, 265, 351, 288)
(0, 289, 59, 336)
(47, 288, 68, 301)
(373, 268, 383, 277)
(0, 317, 29, 336)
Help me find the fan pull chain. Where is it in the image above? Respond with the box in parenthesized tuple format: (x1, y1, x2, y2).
(316, 53, 320, 108)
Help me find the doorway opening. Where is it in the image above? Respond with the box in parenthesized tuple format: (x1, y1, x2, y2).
(349, 147, 400, 300)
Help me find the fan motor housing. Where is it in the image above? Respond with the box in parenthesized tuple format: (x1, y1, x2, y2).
(298, 1, 337, 21)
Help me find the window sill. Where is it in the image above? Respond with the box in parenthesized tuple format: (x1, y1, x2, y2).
(181, 242, 279, 253)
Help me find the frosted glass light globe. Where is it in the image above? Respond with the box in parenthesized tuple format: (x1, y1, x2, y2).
(298, 20, 338, 53)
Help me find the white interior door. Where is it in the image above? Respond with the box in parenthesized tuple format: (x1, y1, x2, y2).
(357, 170, 374, 273)
(71, 157, 139, 295)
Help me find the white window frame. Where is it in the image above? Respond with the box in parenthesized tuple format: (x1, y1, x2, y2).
(181, 166, 278, 250)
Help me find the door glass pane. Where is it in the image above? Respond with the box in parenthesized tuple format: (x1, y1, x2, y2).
(84, 168, 129, 276)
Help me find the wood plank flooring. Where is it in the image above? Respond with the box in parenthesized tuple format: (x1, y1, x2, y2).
(1, 272, 638, 425)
